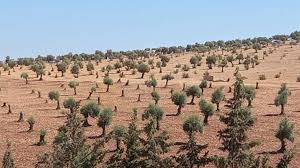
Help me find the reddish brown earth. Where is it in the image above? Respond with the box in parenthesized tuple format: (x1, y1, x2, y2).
(0, 44, 300, 167)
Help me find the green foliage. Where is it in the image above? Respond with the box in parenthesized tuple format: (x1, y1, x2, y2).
(276, 117, 294, 152)
(145, 77, 157, 90)
(137, 63, 150, 78)
(63, 97, 79, 113)
(275, 84, 291, 114)
(190, 56, 200, 68)
(20, 72, 29, 79)
(27, 116, 36, 131)
(2, 142, 15, 168)
(86, 62, 94, 72)
(199, 80, 208, 93)
(183, 115, 203, 136)
(244, 86, 256, 107)
(80, 101, 101, 119)
(142, 103, 164, 130)
(35, 113, 106, 168)
(176, 115, 210, 167)
(56, 62, 68, 76)
(161, 73, 174, 87)
(206, 55, 217, 69)
(216, 106, 257, 167)
(71, 64, 80, 75)
(48, 90, 60, 101)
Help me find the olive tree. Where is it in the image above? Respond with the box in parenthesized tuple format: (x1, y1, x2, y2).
(137, 63, 150, 78)
(145, 77, 157, 91)
(27, 116, 35, 131)
(244, 86, 256, 107)
(48, 90, 60, 110)
(142, 103, 164, 130)
(199, 99, 215, 125)
(185, 85, 201, 104)
(68, 81, 79, 95)
(190, 56, 200, 68)
(276, 117, 294, 153)
(151, 91, 160, 105)
(112, 125, 125, 150)
(211, 87, 225, 111)
(80, 101, 101, 127)
(161, 74, 174, 87)
(56, 62, 68, 77)
(86, 62, 94, 75)
(97, 107, 113, 136)
(63, 97, 78, 113)
(206, 55, 217, 69)
(227, 55, 234, 67)
(219, 58, 228, 72)
(71, 64, 80, 78)
(20, 72, 29, 84)
(169, 91, 187, 116)
(199, 80, 208, 94)
(103, 77, 113, 92)
(183, 115, 203, 138)
(87, 86, 96, 99)
(275, 83, 291, 115)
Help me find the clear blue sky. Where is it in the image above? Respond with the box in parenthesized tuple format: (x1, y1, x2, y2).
(0, 0, 299, 59)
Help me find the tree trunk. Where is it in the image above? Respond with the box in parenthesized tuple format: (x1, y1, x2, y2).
(279, 139, 286, 153)
(56, 100, 60, 110)
(25, 78, 28, 84)
(102, 126, 106, 136)
(280, 104, 285, 115)
(204, 115, 208, 125)
(176, 106, 182, 116)
(39, 135, 45, 145)
(165, 80, 169, 87)
(82, 118, 90, 127)
(156, 118, 160, 130)
(39, 74, 43, 81)
(222, 67, 224, 72)
(216, 103, 220, 111)
(248, 100, 252, 107)
(106, 85, 110, 92)
(231, 62, 234, 67)
(116, 139, 120, 150)
(87, 92, 92, 99)
(29, 124, 33, 131)
(201, 88, 204, 94)
(190, 95, 195, 104)
(74, 88, 77, 95)
(18, 112, 24, 122)
(61, 71, 64, 77)
(141, 72, 145, 78)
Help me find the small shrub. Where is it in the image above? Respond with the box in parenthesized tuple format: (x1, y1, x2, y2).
(175, 64, 181, 68)
(259, 74, 266, 80)
(182, 73, 189, 78)
(182, 64, 190, 71)
(173, 69, 179, 74)
(297, 76, 300, 82)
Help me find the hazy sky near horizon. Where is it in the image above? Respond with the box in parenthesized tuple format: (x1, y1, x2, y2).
(0, 0, 299, 59)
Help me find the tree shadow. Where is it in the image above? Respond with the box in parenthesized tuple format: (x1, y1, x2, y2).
(258, 150, 280, 155)
(166, 113, 179, 117)
(264, 113, 281, 117)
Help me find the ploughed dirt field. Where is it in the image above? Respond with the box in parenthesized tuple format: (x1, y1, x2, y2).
(0, 44, 300, 167)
